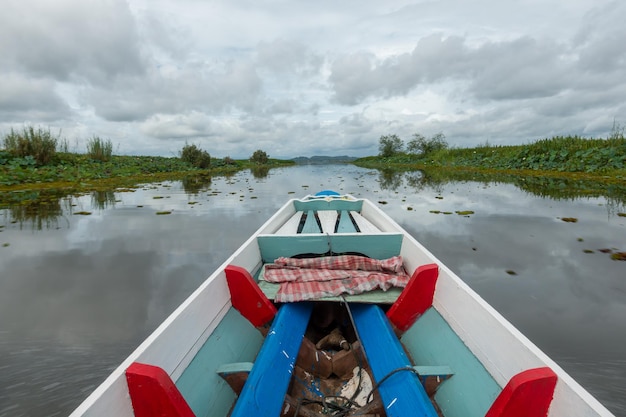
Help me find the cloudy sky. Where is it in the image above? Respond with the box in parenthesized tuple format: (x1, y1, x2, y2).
(1, 0, 625, 158)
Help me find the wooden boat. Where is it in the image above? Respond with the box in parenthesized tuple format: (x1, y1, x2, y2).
(70, 191, 615, 417)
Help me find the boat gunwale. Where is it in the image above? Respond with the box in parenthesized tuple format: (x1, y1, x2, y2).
(69, 198, 299, 416)
(70, 195, 615, 417)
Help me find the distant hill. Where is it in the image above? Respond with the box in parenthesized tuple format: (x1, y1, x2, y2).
(291, 155, 357, 165)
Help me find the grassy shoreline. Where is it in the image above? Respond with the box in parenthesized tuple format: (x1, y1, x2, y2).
(0, 153, 294, 192)
(355, 135, 626, 184)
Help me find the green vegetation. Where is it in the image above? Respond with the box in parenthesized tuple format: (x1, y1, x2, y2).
(250, 149, 269, 164)
(3, 126, 58, 165)
(378, 134, 404, 157)
(180, 143, 211, 169)
(86, 136, 114, 162)
(358, 130, 626, 180)
(0, 127, 294, 191)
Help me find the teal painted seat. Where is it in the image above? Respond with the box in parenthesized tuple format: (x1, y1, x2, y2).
(350, 303, 438, 417)
(229, 302, 313, 417)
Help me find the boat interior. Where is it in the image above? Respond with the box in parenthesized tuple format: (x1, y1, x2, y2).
(123, 195, 559, 417)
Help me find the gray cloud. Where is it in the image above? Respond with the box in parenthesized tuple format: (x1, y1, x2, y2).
(87, 60, 262, 122)
(0, 0, 624, 157)
(329, 34, 574, 105)
(0, 0, 145, 84)
(256, 39, 323, 76)
(0, 73, 71, 122)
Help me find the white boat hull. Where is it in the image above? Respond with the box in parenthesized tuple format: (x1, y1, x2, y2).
(71, 196, 614, 417)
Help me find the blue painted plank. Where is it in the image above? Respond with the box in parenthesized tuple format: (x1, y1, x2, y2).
(175, 308, 264, 417)
(350, 304, 438, 417)
(301, 210, 321, 233)
(257, 233, 403, 263)
(401, 307, 501, 417)
(230, 302, 313, 417)
(337, 210, 357, 233)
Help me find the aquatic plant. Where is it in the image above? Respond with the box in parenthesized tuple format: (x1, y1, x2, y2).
(86, 136, 114, 162)
(3, 126, 58, 165)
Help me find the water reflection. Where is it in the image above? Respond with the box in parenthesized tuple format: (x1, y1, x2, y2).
(181, 173, 212, 195)
(250, 166, 270, 178)
(374, 167, 626, 217)
(377, 168, 403, 191)
(90, 190, 117, 209)
(0, 189, 73, 230)
(0, 164, 625, 416)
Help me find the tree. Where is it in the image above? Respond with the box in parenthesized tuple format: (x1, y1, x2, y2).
(378, 134, 404, 157)
(406, 132, 448, 156)
(180, 143, 211, 169)
(250, 149, 269, 164)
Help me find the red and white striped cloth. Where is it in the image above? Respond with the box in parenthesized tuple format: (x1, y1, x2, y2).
(264, 255, 410, 302)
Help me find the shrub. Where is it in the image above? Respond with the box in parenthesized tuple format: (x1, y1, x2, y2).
(378, 134, 404, 157)
(86, 136, 113, 162)
(3, 126, 58, 165)
(250, 149, 269, 164)
(406, 132, 448, 156)
(180, 143, 211, 169)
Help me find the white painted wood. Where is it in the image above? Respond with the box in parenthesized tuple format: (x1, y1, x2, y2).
(350, 211, 380, 233)
(70, 200, 296, 417)
(71, 195, 615, 417)
(360, 197, 613, 416)
(317, 210, 338, 233)
(372, 207, 614, 416)
(275, 212, 302, 235)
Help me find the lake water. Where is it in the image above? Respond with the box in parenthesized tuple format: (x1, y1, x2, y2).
(1, 164, 625, 416)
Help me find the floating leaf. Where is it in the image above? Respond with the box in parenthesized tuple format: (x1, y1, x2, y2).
(610, 252, 626, 261)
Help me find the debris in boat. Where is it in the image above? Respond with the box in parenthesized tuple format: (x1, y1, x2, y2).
(610, 252, 626, 261)
(560, 217, 578, 223)
(316, 328, 350, 351)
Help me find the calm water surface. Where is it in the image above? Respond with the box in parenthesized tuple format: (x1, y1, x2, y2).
(1, 165, 625, 416)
